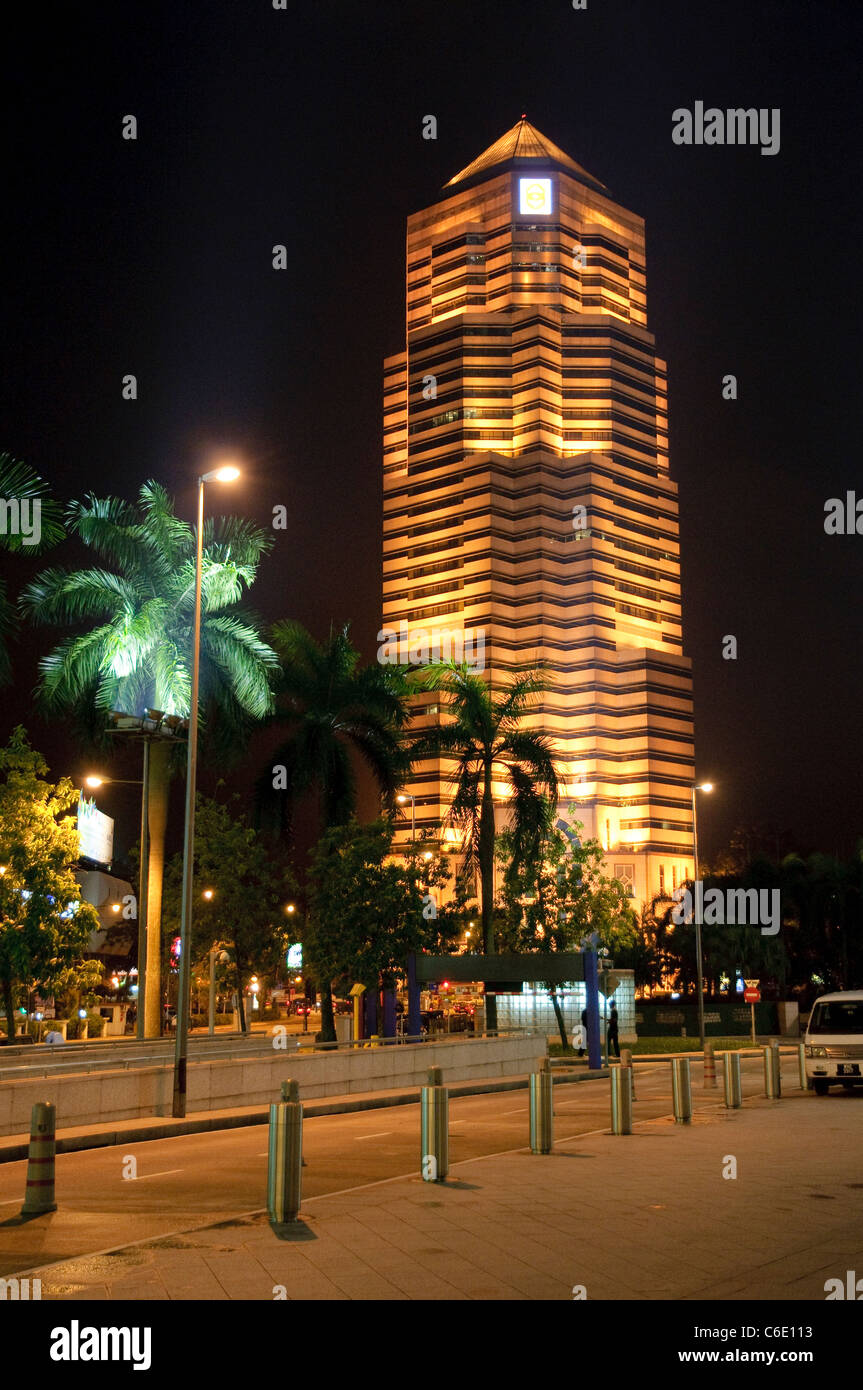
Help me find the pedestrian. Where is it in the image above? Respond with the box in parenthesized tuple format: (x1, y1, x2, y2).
(577, 1007, 589, 1057)
(607, 1002, 620, 1058)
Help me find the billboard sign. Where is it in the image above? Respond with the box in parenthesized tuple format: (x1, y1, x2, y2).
(77, 792, 114, 867)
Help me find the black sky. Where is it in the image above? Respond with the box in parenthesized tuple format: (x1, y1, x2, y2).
(1, 0, 861, 866)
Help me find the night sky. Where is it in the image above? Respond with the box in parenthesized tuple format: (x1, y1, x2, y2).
(1, 0, 861, 867)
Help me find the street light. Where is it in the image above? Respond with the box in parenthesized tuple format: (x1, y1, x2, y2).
(691, 780, 715, 1050)
(172, 462, 240, 1117)
(396, 792, 416, 846)
(83, 771, 149, 1040)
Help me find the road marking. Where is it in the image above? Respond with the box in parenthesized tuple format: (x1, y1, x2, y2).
(132, 1169, 183, 1181)
(0, 1198, 20, 1206)
(354, 1132, 391, 1141)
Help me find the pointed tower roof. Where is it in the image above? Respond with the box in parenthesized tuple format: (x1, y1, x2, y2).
(444, 116, 608, 194)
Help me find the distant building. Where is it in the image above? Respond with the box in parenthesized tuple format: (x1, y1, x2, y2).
(382, 118, 695, 903)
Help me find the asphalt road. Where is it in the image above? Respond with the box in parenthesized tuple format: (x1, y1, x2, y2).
(0, 1054, 786, 1278)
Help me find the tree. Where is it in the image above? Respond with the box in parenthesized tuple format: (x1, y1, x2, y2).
(161, 793, 296, 1031)
(306, 819, 449, 1031)
(257, 622, 411, 1040)
(414, 662, 559, 1029)
(19, 481, 278, 1036)
(0, 453, 65, 684)
(497, 805, 638, 1045)
(0, 728, 101, 1041)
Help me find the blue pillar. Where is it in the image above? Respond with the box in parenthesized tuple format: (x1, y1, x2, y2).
(364, 990, 377, 1039)
(407, 953, 421, 1042)
(584, 951, 602, 1071)
(383, 986, 397, 1038)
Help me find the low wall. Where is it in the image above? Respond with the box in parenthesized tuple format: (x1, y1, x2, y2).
(0, 1034, 546, 1137)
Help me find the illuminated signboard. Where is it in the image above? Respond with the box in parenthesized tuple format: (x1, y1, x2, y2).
(77, 792, 114, 867)
(287, 942, 303, 970)
(518, 176, 553, 215)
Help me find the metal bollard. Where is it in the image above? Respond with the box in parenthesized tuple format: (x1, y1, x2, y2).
(610, 1063, 633, 1134)
(620, 1047, 635, 1099)
(421, 1066, 448, 1182)
(671, 1057, 692, 1124)
(798, 1041, 809, 1090)
(529, 1058, 554, 1153)
(703, 1039, 717, 1089)
(267, 1079, 303, 1224)
(723, 1051, 742, 1108)
(21, 1101, 57, 1215)
(763, 1044, 780, 1099)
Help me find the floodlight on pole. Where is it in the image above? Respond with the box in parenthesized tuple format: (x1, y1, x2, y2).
(172, 462, 240, 1118)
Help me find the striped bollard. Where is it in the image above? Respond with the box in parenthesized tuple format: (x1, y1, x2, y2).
(267, 1079, 303, 1224)
(620, 1047, 635, 1099)
(610, 1064, 633, 1134)
(529, 1058, 553, 1153)
(21, 1101, 57, 1215)
(671, 1057, 692, 1124)
(723, 1051, 742, 1108)
(763, 1044, 780, 1099)
(703, 1039, 717, 1088)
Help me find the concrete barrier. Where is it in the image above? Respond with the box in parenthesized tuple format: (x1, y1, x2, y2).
(0, 1033, 546, 1137)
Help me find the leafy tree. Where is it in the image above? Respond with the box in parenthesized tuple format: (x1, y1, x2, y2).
(497, 805, 638, 1045)
(20, 481, 278, 1035)
(257, 622, 412, 1039)
(414, 662, 558, 1029)
(0, 453, 65, 684)
(306, 818, 450, 1031)
(0, 728, 101, 1041)
(161, 793, 296, 1031)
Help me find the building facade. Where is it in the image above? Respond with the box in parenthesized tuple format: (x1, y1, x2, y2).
(381, 119, 694, 904)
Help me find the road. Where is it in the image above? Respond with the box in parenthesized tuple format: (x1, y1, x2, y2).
(0, 1053, 788, 1278)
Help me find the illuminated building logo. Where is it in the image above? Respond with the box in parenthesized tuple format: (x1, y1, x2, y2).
(519, 177, 553, 215)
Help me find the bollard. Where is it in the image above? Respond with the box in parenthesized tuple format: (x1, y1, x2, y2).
(798, 1041, 809, 1090)
(610, 1063, 633, 1134)
(723, 1051, 742, 1108)
(421, 1066, 448, 1182)
(703, 1039, 717, 1089)
(671, 1057, 692, 1124)
(772, 1041, 782, 1097)
(21, 1101, 57, 1215)
(529, 1058, 553, 1153)
(763, 1044, 780, 1099)
(620, 1047, 635, 1099)
(267, 1079, 303, 1224)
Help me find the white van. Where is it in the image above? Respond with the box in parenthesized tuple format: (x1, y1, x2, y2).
(805, 990, 863, 1095)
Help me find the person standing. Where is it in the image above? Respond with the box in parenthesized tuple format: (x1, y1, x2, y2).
(607, 1002, 620, 1059)
(577, 1007, 589, 1057)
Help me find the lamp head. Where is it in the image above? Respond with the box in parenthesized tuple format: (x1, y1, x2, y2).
(698, 781, 714, 793)
(202, 463, 241, 483)
(85, 776, 104, 788)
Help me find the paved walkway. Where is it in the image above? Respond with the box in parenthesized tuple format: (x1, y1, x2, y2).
(28, 1069, 863, 1301)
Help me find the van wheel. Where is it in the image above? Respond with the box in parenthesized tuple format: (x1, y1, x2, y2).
(813, 1079, 830, 1096)
(842, 1081, 855, 1091)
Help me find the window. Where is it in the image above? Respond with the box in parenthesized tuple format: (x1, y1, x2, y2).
(659, 864, 666, 893)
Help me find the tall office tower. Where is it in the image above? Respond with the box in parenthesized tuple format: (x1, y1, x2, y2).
(382, 119, 694, 904)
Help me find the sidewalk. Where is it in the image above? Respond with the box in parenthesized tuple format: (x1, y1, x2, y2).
(28, 1082, 863, 1301)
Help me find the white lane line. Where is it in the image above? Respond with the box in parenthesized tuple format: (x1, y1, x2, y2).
(354, 1132, 392, 1141)
(0, 1198, 20, 1205)
(131, 1169, 184, 1181)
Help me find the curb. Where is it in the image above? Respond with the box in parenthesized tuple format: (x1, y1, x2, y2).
(0, 1067, 609, 1164)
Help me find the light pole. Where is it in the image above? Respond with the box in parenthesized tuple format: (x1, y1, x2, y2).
(84, 772, 148, 1039)
(171, 464, 240, 1118)
(691, 780, 714, 1050)
(397, 792, 416, 847)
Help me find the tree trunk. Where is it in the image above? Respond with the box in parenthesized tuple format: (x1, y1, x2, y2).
(319, 982, 336, 1043)
(549, 986, 569, 1048)
(479, 769, 498, 1031)
(1, 973, 15, 1043)
(143, 739, 171, 1038)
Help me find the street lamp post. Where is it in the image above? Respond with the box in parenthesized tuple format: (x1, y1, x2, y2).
(171, 464, 240, 1118)
(691, 780, 714, 1050)
(396, 792, 416, 846)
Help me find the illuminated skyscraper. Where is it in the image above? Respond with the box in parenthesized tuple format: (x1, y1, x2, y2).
(382, 119, 694, 903)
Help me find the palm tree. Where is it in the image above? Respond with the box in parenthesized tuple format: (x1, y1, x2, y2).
(0, 453, 65, 684)
(19, 480, 278, 1035)
(414, 662, 559, 1029)
(257, 621, 411, 1040)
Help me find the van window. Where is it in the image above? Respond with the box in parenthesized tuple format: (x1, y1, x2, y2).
(809, 1000, 863, 1034)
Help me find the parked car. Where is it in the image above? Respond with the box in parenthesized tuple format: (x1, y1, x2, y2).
(805, 990, 863, 1094)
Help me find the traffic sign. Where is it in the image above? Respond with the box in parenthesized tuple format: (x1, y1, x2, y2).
(744, 987, 760, 1003)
